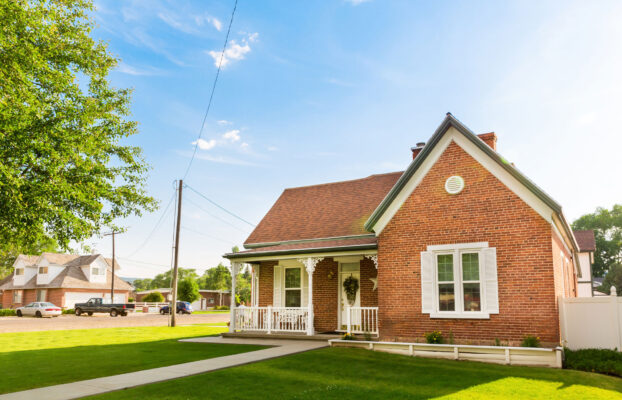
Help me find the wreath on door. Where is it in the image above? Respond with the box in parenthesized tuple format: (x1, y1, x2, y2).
(343, 276, 359, 305)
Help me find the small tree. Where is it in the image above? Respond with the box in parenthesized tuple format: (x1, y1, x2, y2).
(178, 278, 200, 303)
(600, 263, 622, 296)
(142, 291, 164, 302)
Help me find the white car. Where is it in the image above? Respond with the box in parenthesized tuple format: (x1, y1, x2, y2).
(16, 302, 62, 318)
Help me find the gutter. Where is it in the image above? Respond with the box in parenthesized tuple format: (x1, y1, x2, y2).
(224, 243, 378, 259)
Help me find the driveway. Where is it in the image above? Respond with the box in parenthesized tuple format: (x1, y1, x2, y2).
(0, 312, 229, 333)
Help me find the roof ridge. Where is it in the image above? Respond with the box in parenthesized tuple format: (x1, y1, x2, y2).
(283, 171, 404, 191)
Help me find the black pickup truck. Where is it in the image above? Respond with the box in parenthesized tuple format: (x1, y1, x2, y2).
(74, 298, 135, 317)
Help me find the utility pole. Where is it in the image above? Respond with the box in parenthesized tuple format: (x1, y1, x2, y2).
(171, 179, 183, 327)
(103, 231, 122, 303)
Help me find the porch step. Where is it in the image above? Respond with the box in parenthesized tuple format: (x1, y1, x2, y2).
(222, 332, 342, 341)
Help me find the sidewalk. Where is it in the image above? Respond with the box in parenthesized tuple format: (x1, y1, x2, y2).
(0, 337, 328, 400)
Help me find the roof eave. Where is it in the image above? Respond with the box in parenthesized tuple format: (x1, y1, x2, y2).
(224, 243, 378, 260)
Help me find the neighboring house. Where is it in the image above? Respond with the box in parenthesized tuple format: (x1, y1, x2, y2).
(224, 114, 582, 347)
(573, 230, 596, 297)
(135, 288, 231, 310)
(0, 253, 130, 309)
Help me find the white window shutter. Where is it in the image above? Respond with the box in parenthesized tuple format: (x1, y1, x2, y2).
(273, 265, 282, 307)
(482, 247, 499, 314)
(420, 251, 434, 313)
(301, 268, 308, 307)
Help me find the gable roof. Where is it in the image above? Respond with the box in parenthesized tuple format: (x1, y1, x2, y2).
(363, 113, 579, 253)
(574, 230, 596, 252)
(244, 172, 403, 247)
(0, 266, 131, 291)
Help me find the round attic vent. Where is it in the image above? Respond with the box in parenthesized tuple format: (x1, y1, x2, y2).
(445, 176, 465, 194)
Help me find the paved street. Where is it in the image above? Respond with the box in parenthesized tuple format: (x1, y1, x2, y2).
(0, 312, 229, 333)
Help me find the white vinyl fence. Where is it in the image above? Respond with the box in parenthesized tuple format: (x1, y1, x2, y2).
(559, 288, 622, 350)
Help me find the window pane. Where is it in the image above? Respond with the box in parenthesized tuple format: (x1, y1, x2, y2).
(438, 283, 455, 311)
(437, 254, 454, 281)
(285, 290, 301, 307)
(462, 253, 479, 281)
(463, 283, 481, 311)
(285, 268, 301, 288)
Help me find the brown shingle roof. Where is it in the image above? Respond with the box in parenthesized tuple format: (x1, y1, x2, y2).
(0, 267, 131, 291)
(231, 236, 378, 258)
(244, 172, 403, 246)
(574, 230, 596, 252)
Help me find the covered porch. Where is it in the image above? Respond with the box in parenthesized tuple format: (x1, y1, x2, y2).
(228, 249, 379, 337)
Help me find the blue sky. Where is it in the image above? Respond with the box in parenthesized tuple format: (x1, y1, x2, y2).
(89, 0, 622, 278)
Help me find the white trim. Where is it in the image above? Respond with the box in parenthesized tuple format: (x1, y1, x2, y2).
(427, 242, 489, 251)
(372, 127, 557, 235)
(429, 312, 490, 319)
(229, 249, 377, 263)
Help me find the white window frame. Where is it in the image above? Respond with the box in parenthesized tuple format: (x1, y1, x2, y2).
(283, 266, 302, 308)
(91, 266, 105, 275)
(39, 266, 48, 274)
(13, 290, 23, 303)
(15, 268, 24, 276)
(37, 289, 47, 302)
(428, 242, 489, 319)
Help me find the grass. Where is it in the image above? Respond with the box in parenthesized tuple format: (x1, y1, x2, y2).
(0, 325, 265, 394)
(89, 347, 622, 400)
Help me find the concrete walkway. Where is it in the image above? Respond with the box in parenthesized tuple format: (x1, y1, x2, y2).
(0, 337, 328, 400)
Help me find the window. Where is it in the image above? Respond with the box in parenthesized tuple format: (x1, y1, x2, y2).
(37, 289, 47, 302)
(284, 267, 301, 307)
(209, 298, 215, 304)
(92, 266, 105, 275)
(421, 242, 497, 319)
(39, 266, 48, 274)
(13, 290, 23, 303)
(15, 268, 24, 276)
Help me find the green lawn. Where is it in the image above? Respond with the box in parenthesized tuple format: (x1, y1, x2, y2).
(0, 325, 264, 394)
(90, 347, 622, 400)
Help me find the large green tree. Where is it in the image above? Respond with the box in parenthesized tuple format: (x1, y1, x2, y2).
(0, 0, 156, 254)
(177, 278, 200, 303)
(150, 268, 198, 289)
(572, 205, 622, 277)
(600, 263, 622, 296)
(198, 264, 231, 291)
(0, 236, 58, 277)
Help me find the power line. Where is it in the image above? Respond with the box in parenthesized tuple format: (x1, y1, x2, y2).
(185, 184, 256, 227)
(185, 196, 250, 234)
(125, 190, 176, 259)
(183, 0, 239, 180)
(180, 225, 238, 246)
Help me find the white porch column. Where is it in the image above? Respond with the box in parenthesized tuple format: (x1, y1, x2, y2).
(298, 257, 323, 336)
(229, 262, 241, 333)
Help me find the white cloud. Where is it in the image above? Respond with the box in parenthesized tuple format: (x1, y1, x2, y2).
(241, 142, 249, 148)
(267, 146, 278, 152)
(207, 33, 258, 68)
(116, 62, 163, 76)
(193, 138, 217, 150)
(195, 153, 257, 166)
(195, 14, 222, 31)
(345, 0, 372, 5)
(217, 120, 232, 126)
(222, 129, 241, 142)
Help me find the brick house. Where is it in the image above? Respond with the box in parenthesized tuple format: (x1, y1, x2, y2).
(224, 114, 584, 347)
(0, 253, 131, 309)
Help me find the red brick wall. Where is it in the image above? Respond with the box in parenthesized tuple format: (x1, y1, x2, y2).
(360, 257, 378, 307)
(47, 289, 64, 307)
(257, 261, 276, 307)
(200, 291, 230, 307)
(552, 231, 577, 299)
(377, 141, 560, 346)
(312, 258, 339, 332)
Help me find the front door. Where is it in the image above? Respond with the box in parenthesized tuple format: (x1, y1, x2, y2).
(339, 263, 360, 330)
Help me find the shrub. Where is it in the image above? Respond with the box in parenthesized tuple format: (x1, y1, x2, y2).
(128, 297, 135, 303)
(494, 338, 502, 346)
(142, 291, 165, 302)
(213, 305, 230, 310)
(363, 331, 372, 341)
(0, 309, 16, 316)
(342, 333, 356, 341)
(564, 348, 622, 377)
(425, 330, 444, 344)
(62, 308, 75, 314)
(521, 335, 540, 348)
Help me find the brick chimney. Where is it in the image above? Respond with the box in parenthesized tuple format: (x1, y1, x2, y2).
(411, 142, 425, 159)
(477, 132, 497, 151)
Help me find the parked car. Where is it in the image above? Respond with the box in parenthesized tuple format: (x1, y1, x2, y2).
(160, 301, 193, 314)
(74, 297, 135, 317)
(16, 302, 62, 318)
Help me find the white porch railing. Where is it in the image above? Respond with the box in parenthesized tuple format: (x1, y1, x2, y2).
(346, 306, 379, 336)
(235, 306, 309, 333)
(133, 302, 170, 313)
